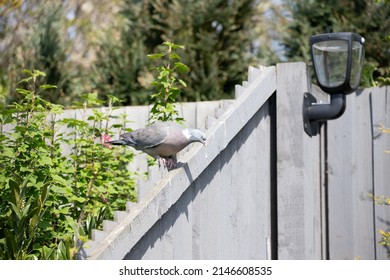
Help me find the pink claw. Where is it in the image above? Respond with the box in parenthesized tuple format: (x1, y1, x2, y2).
(157, 157, 177, 171)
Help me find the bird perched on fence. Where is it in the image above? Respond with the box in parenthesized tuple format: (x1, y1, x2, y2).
(105, 121, 206, 170)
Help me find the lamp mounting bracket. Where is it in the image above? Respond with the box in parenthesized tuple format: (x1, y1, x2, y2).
(303, 93, 346, 136)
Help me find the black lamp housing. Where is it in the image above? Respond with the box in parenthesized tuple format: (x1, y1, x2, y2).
(303, 32, 365, 136)
(310, 32, 365, 95)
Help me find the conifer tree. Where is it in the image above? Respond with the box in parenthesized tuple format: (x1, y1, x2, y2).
(93, 0, 278, 105)
(0, 2, 72, 104)
(29, 3, 71, 103)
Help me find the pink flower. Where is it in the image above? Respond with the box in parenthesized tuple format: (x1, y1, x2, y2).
(101, 134, 113, 149)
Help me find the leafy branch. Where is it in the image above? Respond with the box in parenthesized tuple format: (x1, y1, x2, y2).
(147, 41, 189, 124)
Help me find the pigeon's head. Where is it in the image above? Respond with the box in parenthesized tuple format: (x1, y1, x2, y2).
(188, 129, 207, 146)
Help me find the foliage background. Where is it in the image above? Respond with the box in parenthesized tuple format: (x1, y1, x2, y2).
(0, 0, 283, 106)
(1, 0, 388, 106)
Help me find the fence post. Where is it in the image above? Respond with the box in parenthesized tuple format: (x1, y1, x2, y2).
(276, 62, 323, 259)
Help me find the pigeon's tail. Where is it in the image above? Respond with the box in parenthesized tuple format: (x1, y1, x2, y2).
(106, 139, 128, 146)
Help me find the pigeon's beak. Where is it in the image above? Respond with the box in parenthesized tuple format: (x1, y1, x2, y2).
(202, 140, 207, 147)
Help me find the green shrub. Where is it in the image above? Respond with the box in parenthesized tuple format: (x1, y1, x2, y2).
(0, 70, 136, 259)
(148, 41, 189, 124)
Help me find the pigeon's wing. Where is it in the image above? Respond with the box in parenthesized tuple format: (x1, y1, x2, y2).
(119, 122, 170, 150)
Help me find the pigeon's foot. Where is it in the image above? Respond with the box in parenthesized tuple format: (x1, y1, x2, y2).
(165, 156, 177, 171)
(157, 157, 165, 168)
(157, 156, 177, 171)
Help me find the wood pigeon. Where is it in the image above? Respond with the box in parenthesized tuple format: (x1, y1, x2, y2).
(105, 121, 206, 170)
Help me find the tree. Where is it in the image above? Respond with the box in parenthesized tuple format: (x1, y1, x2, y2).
(92, 0, 280, 105)
(1, 0, 282, 106)
(281, 0, 390, 85)
(0, 0, 121, 105)
(29, 3, 71, 104)
(0, 1, 74, 104)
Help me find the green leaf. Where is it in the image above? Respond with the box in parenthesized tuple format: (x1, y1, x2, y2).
(2, 147, 14, 157)
(40, 84, 57, 90)
(56, 241, 70, 260)
(50, 104, 64, 115)
(15, 88, 32, 95)
(174, 62, 190, 73)
(32, 69, 46, 77)
(162, 41, 174, 48)
(38, 155, 52, 166)
(22, 69, 33, 76)
(10, 202, 22, 220)
(107, 94, 123, 105)
(112, 124, 123, 129)
(171, 43, 185, 50)
(170, 53, 181, 60)
(51, 174, 69, 187)
(81, 92, 104, 106)
(4, 228, 18, 258)
(178, 79, 187, 87)
(18, 77, 33, 84)
(162, 41, 184, 50)
(51, 185, 70, 195)
(147, 53, 165, 59)
(58, 206, 70, 215)
(60, 118, 88, 128)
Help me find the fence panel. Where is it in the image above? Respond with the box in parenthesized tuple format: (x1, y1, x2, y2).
(86, 66, 277, 259)
(327, 88, 377, 259)
(126, 101, 273, 259)
(276, 62, 323, 259)
(371, 86, 390, 259)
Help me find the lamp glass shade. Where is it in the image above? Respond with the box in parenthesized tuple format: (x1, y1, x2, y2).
(312, 40, 348, 88)
(310, 32, 365, 94)
(350, 40, 365, 89)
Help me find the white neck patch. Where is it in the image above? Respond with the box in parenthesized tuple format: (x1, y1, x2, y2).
(182, 128, 191, 140)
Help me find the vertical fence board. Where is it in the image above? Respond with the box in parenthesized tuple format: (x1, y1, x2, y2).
(312, 85, 330, 260)
(371, 86, 390, 259)
(192, 102, 272, 259)
(276, 62, 322, 259)
(327, 89, 376, 259)
(326, 95, 355, 258)
(129, 189, 194, 259)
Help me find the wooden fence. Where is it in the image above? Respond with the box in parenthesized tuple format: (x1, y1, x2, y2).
(77, 62, 389, 260)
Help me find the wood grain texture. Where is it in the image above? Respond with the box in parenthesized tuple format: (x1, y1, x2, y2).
(327, 88, 376, 259)
(370, 86, 390, 259)
(276, 62, 323, 259)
